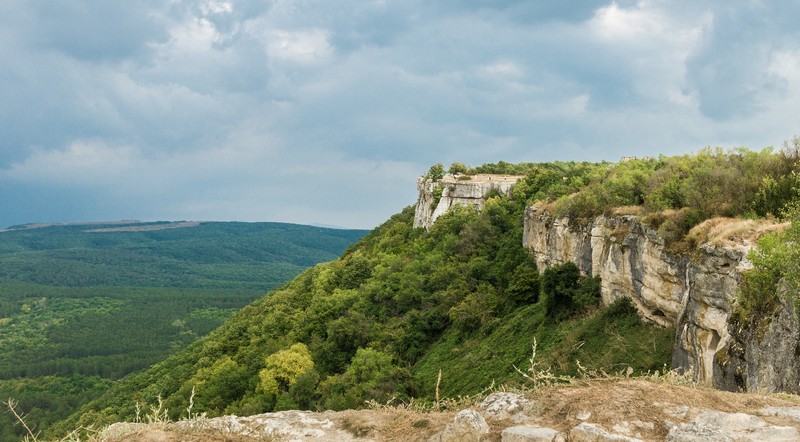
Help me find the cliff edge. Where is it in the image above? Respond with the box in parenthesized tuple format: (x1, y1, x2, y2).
(413, 174, 522, 230)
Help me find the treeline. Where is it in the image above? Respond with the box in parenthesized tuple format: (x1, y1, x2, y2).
(0, 376, 111, 442)
(0, 222, 367, 289)
(441, 143, 800, 245)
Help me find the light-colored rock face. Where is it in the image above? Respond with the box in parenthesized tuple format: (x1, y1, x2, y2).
(522, 206, 752, 387)
(413, 175, 521, 229)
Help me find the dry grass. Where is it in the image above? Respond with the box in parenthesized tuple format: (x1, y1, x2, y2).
(524, 378, 800, 440)
(610, 206, 646, 216)
(687, 217, 788, 247)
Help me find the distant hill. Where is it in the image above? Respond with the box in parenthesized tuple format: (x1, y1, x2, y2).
(0, 221, 367, 442)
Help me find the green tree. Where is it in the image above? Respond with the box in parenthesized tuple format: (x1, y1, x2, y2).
(735, 202, 800, 322)
(448, 162, 469, 175)
(192, 356, 248, 413)
(426, 163, 445, 181)
(259, 343, 314, 397)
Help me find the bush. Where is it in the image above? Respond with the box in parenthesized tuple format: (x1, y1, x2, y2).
(541, 262, 600, 320)
(426, 163, 445, 181)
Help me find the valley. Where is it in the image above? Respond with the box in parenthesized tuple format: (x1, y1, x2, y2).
(0, 221, 367, 441)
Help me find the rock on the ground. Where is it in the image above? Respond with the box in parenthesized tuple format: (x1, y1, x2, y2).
(569, 422, 645, 442)
(666, 410, 800, 442)
(761, 406, 800, 423)
(501, 425, 565, 442)
(480, 392, 531, 421)
(180, 410, 357, 441)
(429, 409, 490, 442)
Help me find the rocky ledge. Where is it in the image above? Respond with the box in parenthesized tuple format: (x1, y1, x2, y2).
(101, 380, 800, 441)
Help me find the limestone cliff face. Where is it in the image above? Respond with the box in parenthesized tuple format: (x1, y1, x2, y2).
(522, 206, 753, 387)
(413, 175, 521, 229)
(718, 292, 800, 394)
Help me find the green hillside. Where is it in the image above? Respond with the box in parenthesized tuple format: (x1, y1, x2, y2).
(0, 221, 367, 442)
(48, 145, 800, 438)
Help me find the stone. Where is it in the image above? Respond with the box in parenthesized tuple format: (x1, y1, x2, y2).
(721, 295, 800, 394)
(479, 392, 530, 420)
(691, 410, 766, 432)
(173, 411, 357, 441)
(666, 409, 800, 442)
(569, 422, 644, 442)
(501, 425, 565, 442)
(576, 410, 592, 421)
(611, 420, 653, 437)
(761, 406, 800, 423)
(429, 409, 490, 442)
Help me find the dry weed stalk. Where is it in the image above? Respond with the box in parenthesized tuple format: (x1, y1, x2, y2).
(513, 338, 574, 388)
(434, 369, 442, 411)
(6, 398, 39, 442)
(146, 394, 169, 425)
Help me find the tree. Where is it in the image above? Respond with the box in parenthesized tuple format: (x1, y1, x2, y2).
(426, 163, 445, 181)
(448, 162, 469, 175)
(259, 343, 314, 397)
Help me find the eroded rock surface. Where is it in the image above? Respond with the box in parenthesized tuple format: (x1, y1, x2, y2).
(522, 207, 753, 387)
(413, 175, 521, 229)
(719, 294, 800, 394)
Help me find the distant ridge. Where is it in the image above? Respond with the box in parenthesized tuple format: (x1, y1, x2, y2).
(2, 220, 143, 232)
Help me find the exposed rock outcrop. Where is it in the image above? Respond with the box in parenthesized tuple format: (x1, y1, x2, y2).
(100, 380, 800, 442)
(413, 175, 521, 230)
(522, 207, 753, 387)
(718, 294, 800, 394)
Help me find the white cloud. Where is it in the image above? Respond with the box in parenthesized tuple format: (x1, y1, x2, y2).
(2, 141, 140, 185)
(266, 29, 334, 64)
(481, 61, 523, 78)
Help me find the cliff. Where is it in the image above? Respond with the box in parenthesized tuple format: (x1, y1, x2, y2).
(521, 206, 758, 388)
(719, 291, 800, 394)
(413, 174, 522, 229)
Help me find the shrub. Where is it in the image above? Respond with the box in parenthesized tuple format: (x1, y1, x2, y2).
(541, 262, 600, 320)
(426, 163, 445, 181)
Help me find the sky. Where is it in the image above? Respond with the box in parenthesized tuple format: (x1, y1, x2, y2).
(1, 1, 799, 229)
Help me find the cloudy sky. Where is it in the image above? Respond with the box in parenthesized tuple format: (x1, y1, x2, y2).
(1, 1, 799, 229)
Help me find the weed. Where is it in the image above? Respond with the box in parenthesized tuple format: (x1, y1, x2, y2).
(6, 398, 40, 442)
(513, 337, 575, 388)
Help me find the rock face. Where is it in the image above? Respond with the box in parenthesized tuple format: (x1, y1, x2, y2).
(413, 175, 521, 230)
(522, 206, 752, 387)
(718, 295, 800, 394)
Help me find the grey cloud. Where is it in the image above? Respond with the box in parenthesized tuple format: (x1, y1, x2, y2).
(2, 0, 800, 228)
(26, 1, 169, 62)
(684, 2, 800, 120)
